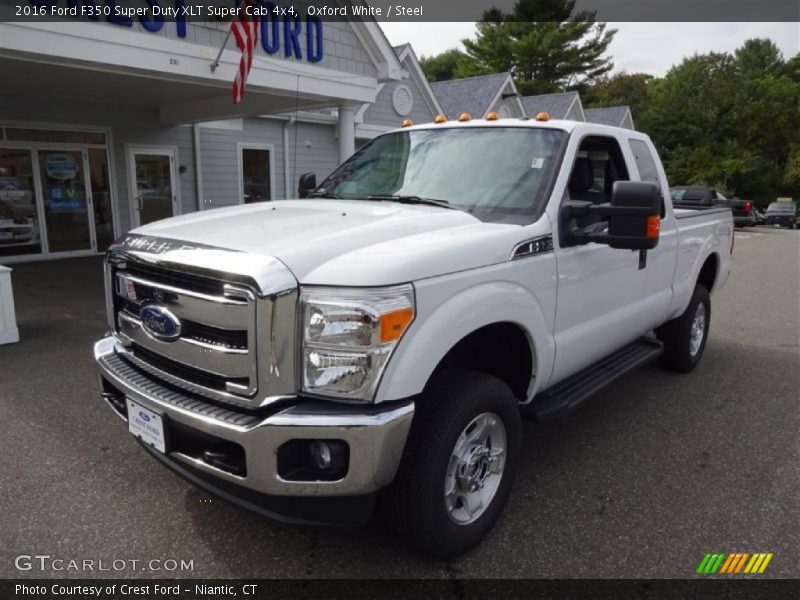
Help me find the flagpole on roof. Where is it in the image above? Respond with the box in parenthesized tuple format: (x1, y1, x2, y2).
(210, 29, 233, 73)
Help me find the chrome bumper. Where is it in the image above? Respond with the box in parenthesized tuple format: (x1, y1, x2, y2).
(94, 336, 414, 498)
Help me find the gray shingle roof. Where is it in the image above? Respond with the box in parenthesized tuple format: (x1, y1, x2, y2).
(584, 106, 632, 128)
(521, 91, 580, 119)
(430, 72, 511, 119)
(392, 43, 411, 57)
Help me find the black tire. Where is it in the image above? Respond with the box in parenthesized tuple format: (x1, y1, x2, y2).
(379, 368, 521, 559)
(656, 285, 711, 372)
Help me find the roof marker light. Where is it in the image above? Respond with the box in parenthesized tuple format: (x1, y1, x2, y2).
(535, 112, 550, 121)
(458, 113, 472, 122)
(486, 111, 499, 121)
(401, 119, 413, 127)
(434, 114, 447, 124)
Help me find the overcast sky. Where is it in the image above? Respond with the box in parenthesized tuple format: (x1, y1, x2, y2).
(381, 22, 800, 77)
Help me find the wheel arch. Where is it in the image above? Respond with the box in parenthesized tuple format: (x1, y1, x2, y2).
(374, 282, 554, 404)
(696, 252, 719, 293)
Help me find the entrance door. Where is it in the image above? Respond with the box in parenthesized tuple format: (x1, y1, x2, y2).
(0, 148, 42, 258)
(129, 149, 178, 227)
(37, 148, 94, 254)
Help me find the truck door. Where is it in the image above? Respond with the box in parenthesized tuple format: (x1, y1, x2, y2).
(550, 134, 651, 384)
(627, 138, 678, 329)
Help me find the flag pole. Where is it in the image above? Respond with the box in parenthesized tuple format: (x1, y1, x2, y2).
(210, 29, 233, 73)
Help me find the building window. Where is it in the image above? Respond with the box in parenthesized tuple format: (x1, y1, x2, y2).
(392, 85, 414, 116)
(241, 147, 272, 203)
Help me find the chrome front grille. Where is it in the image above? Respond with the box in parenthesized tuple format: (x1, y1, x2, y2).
(105, 235, 299, 409)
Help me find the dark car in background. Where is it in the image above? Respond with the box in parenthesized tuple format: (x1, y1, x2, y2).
(764, 200, 799, 229)
(670, 186, 756, 227)
(729, 197, 756, 227)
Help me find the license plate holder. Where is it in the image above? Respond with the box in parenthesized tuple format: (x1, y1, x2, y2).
(126, 399, 167, 454)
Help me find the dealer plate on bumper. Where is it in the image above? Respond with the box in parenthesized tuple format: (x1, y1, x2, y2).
(126, 399, 166, 454)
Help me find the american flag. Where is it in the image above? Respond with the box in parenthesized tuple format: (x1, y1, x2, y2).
(231, 0, 259, 104)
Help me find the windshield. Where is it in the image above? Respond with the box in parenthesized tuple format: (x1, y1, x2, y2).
(316, 127, 566, 221)
(766, 201, 796, 213)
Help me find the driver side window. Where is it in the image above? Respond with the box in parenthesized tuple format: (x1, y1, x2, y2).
(564, 136, 630, 230)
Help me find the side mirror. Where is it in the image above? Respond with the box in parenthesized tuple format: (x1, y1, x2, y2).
(563, 181, 661, 250)
(298, 172, 317, 199)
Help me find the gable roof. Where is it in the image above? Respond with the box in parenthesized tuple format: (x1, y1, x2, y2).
(584, 106, 634, 129)
(430, 72, 515, 119)
(392, 43, 442, 115)
(521, 91, 583, 120)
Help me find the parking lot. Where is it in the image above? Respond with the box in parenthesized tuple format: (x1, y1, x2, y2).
(1, 226, 797, 579)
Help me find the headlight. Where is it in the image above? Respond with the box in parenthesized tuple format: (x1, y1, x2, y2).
(299, 285, 415, 401)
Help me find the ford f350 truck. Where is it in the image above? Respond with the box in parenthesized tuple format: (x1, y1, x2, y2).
(94, 115, 733, 558)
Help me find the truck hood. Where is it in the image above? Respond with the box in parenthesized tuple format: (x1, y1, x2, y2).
(134, 200, 529, 286)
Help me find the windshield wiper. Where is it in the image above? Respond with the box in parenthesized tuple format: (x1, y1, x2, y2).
(307, 190, 344, 199)
(367, 194, 452, 209)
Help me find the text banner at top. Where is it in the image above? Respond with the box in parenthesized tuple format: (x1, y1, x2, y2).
(2, 0, 799, 22)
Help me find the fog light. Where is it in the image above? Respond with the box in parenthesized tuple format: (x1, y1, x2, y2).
(310, 440, 332, 470)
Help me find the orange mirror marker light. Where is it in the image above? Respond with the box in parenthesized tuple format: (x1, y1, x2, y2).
(535, 112, 550, 121)
(434, 114, 447, 124)
(401, 119, 413, 127)
(380, 307, 414, 343)
(486, 111, 499, 121)
(646, 215, 661, 239)
(458, 112, 472, 122)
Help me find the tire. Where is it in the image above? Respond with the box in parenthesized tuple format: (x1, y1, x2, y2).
(656, 285, 711, 372)
(379, 368, 521, 559)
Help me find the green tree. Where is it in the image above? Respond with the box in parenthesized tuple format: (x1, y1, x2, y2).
(419, 49, 469, 83)
(734, 38, 783, 77)
(582, 71, 653, 117)
(640, 40, 800, 204)
(459, 0, 616, 94)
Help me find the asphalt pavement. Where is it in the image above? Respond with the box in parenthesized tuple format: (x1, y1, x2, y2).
(1, 226, 797, 579)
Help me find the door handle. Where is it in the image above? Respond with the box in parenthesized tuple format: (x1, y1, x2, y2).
(135, 196, 143, 210)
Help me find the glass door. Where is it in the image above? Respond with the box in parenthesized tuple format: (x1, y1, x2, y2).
(37, 149, 94, 254)
(0, 148, 41, 257)
(130, 150, 177, 227)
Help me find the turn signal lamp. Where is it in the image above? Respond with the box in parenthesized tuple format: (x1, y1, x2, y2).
(434, 114, 447, 124)
(401, 119, 413, 127)
(535, 112, 550, 121)
(486, 111, 499, 121)
(380, 307, 414, 343)
(646, 215, 661, 239)
(458, 112, 472, 122)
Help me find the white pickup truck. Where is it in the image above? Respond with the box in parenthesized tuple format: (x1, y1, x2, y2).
(94, 116, 733, 558)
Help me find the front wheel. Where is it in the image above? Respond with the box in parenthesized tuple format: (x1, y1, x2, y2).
(380, 369, 521, 559)
(656, 285, 711, 372)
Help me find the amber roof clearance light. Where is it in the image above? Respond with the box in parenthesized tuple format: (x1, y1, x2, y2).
(401, 119, 414, 127)
(535, 112, 550, 122)
(458, 113, 472, 122)
(434, 114, 447, 124)
(486, 111, 499, 121)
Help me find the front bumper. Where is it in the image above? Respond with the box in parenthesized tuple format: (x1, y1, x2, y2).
(94, 336, 414, 519)
(765, 216, 795, 227)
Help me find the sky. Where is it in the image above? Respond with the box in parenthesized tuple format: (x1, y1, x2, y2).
(381, 22, 800, 77)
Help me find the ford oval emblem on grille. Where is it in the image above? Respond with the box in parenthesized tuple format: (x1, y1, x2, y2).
(140, 304, 181, 342)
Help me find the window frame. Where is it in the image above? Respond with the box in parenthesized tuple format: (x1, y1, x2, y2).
(237, 142, 275, 205)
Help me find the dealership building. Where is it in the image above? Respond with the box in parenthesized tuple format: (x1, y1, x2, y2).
(0, 15, 452, 262)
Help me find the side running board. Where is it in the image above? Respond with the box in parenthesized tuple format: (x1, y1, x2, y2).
(524, 337, 663, 421)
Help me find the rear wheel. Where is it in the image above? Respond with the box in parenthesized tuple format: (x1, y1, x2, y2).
(380, 368, 521, 559)
(656, 285, 711, 372)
